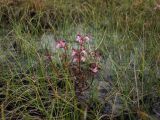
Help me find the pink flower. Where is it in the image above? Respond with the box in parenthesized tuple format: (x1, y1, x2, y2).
(73, 57, 79, 62)
(80, 48, 87, 56)
(76, 34, 85, 44)
(72, 48, 87, 62)
(76, 34, 92, 44)
(71, 49, 78, 57)
(76, 34, 82, 41)
(84, 35, 91, 42)
(71, 49, 79, 62)
(90, 63, 99, 73)
(72, 56, 86, 62)
(56, 40, 67, 48)
(80, 56, 86, 62)
(80, 48, 87, 62)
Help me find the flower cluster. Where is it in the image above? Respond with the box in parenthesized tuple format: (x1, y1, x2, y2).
(71, 48, 87, 62)
(56, 40, 67, 49)
(76, 34, 91, 44)
(55, 34, 101, 74)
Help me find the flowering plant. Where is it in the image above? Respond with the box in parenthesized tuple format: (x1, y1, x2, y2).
(46, 33, 102, 96)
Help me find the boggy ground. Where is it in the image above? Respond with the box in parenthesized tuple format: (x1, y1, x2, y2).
(0, 0, 160, 120)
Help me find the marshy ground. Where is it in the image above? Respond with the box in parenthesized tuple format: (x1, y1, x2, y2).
(0, 0, 160, 120)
